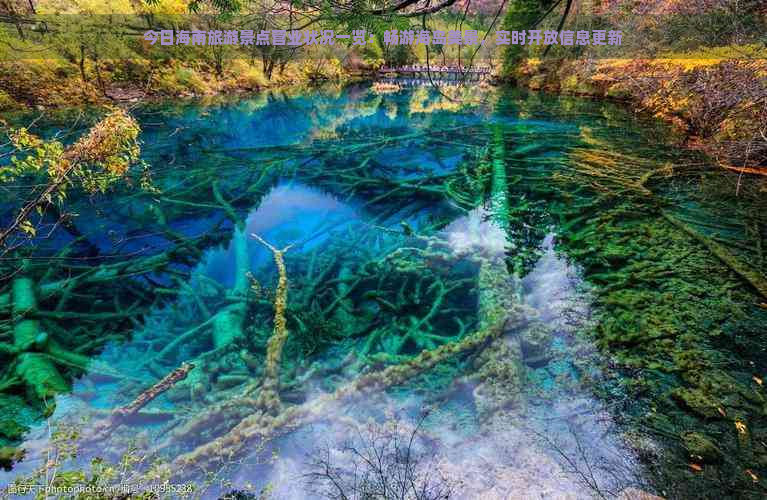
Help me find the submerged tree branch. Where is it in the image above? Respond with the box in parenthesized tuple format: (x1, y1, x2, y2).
(252, 233, 294, 408)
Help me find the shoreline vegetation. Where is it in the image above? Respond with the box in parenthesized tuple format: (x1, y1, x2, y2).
(497, 0, 767, 175)
(510, 53, 767, 175)
(1, 3, 764, 174)
(0, 57, 354, 108)
(3, 53, 765, 175)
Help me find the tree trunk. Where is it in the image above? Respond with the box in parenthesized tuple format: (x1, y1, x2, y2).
(79, 43, 87, 87)
(12, 276, 67, 401)
(93, 52, 106, 94)
(472, 125, 526, 422)
(211, 227, 249, 349)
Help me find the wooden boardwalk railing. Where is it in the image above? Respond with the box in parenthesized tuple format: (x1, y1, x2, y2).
(378, 65, 492, 80)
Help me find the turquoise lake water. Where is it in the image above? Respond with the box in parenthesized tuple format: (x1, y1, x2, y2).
(1, 84, 766, 499)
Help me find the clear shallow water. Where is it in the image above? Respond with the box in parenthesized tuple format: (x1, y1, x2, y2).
(1, 84, 767, 499)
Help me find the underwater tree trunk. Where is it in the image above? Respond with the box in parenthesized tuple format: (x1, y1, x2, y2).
(210, 181, 251, 350)
(11, 276, 67, 401)
(252, 234, 293, 411)
(490, 125, 511, 234)
(331, 264, 355, 335)
(472, 126, 527, 421)
(211, 227, 249, 349)
(663, 212, 767, 300)
(171, 315, 523, 473)
(262, 239, 290, 385)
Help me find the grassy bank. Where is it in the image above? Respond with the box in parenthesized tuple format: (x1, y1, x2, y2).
(512, 51, 767, 174)
(0, 56, 356, 111)
(497, 0, 767, 173)
(0, 0, 384, 111)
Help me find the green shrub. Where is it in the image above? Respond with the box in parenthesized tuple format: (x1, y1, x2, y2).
(154, 65, 211, 95)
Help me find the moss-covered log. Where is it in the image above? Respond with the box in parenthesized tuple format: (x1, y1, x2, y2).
(11, 276, 67, 401)
(171, 312, 527, 473)
(211, 228, 250, 349)
(663, 212, 767, 301)
(490, 125, 510, 233)
(472, 126, 526, 422)
(252, 234, 293, 409)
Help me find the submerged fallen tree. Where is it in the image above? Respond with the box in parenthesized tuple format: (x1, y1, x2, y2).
(29, 127, 534, 479)
(662, 212, 767, 301)
(0, 234, 227, 410)
(170, 310, 529, 474)
(149, 124, 534, 474)
(10, 273, 67, 401)
(3, 115, 546, 482)
(553, 124, 767, 498)
(252, 234, 293, 411)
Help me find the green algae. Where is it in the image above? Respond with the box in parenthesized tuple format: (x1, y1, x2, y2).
(546, 121, 767, 497)
(520, 321, 554, 367)
(681, 431, 723, 463)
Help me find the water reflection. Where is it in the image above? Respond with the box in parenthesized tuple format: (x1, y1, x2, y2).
(204, 183, 359, 289)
